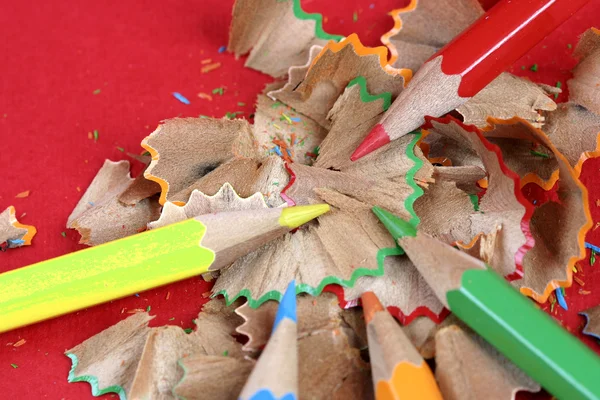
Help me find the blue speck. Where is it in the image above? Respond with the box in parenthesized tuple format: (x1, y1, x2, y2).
(533, 200, 537, 205)
(369, 3, 375, 8)
(555, 288, 568, 310)
(172, 92, 190, 105)
(88, 201, 95, 206)
(274, 146, 283, 157)
(6, 239, 25, 248)
(218, 46, 226, 53)
(134, 293, 140, 297)
(290, 117, 301, 122)
(585, 242, 600, 253)
(286, 149, 292, 157)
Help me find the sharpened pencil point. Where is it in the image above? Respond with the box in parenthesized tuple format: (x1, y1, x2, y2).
(351, 123, 391, 161)
(279, 204, 330, 229)
(361, 291, 384, 324)
(273, 280, 297, 331)
(372, 206, 416, 240)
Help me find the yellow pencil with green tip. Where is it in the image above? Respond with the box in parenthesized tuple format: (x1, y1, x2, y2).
(0, 204, 330, 333)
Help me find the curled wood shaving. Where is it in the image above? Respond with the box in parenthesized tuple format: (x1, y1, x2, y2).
(235, 293, 373, 400)
(421, 117, 534, 279)
(173, 356, 254, 400)
(580, 305, 600, 340)
(568, 28, 600, 116)
(148, 183, 269, 230)
(0, 206, 36, 248)
(480, 117, 592, 302)
(271, 34, 409, 129)
(141, 117, 258, 205)
(117, 168, 162, 205)
(457, 73, 557, 128)
(66, 160, 161, 246)
(66, 300, 245, 400)
(544, 103, 600, 174)
(435, 325, 540, 400)
(343, 252, 446, 324)
(227, 0, 340, 78)
(253, 93, 327, 165)
(383, 0, 483, 69)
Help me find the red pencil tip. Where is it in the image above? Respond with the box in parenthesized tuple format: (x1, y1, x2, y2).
(350, 124, 391, 161)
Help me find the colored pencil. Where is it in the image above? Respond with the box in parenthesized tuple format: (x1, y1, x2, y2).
(0, 205, 328, 333)
(372, 206, 600, 400)
(239, 280, 298, 400)
(350, 0, 591, 160)
(361, 291, 443, 400)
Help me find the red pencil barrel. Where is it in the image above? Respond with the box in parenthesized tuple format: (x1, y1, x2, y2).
(435, 0, 591, 97)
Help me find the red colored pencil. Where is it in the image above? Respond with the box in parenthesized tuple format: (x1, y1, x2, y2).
(350, 0, 591, 161)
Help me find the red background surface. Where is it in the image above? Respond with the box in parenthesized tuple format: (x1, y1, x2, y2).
(1, 0, 599, 398)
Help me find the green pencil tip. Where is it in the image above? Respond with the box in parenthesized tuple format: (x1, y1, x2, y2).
(372, 206, 417, 240)
(279, 204, 330, 229)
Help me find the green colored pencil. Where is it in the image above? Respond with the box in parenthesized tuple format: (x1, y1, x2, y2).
(373, 206, 600, 400)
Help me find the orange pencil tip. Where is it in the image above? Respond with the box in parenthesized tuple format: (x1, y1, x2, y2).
(351, 123, 391, 161)
(361, 291, 385, 324)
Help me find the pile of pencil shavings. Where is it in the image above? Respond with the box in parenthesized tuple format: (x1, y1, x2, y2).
(63, 0, 600, 399)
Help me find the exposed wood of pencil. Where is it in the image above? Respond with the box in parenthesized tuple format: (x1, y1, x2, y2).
(199, 208, 291, 271)
(363, 292, 423, 378)
(239, 318, 298, 400)
(350, 56, 465, 160)
(397, 231, 487, 307)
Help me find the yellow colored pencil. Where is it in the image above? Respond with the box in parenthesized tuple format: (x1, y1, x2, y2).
(0, 205, 329, 333)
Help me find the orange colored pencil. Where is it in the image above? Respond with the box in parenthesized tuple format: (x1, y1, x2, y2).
(362, 292, 443, 400)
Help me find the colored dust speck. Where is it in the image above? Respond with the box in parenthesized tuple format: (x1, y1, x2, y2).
(237, 102, 246, 106)
(218, 46, 226, 53)
(184, 328, 193, 334)
(13, 339, 26, 347)
(15, 190, 30, 198)
(554, 81, 562, 99)
(270, 101, 283, 108)
(93, 129, 99, 142)
(201, 62, 221, 74)
(93, 89, 101, 95)
(198, 92, 213, 101)
(10, 364, 17, 369)
(555, 287, 568, 310)
(223, 350, 229, 356)
(61, 231, 66, 238)
(169, 317, 175, 321)
(529, 64, 538, 72)
(591, 250, 596, 266)
(225, 111, 243, 119)
(116, 147, 124, 152)
(212, 87, 225, 96)
(172, 92, 191, 105)
(146, 305, 151, 312)
(353, 11, 358, 22)
(530, 150, 549, 158)
(567, 43, 572, 49)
